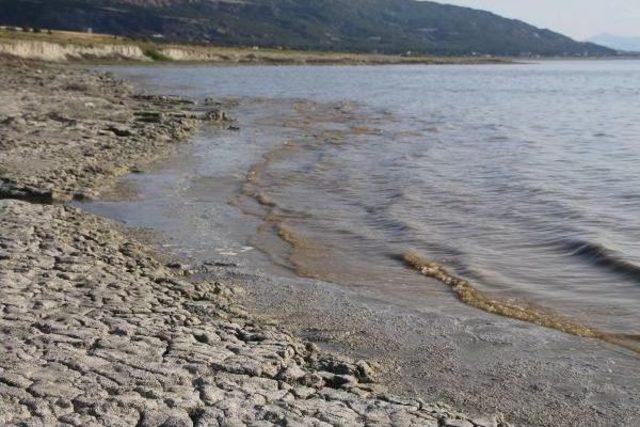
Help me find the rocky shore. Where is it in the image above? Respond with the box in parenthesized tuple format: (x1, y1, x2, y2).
(0, 61, 502, 425)
(0, 59, 231, 202)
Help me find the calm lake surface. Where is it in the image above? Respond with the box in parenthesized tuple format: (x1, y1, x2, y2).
(89, 61, 640, 340)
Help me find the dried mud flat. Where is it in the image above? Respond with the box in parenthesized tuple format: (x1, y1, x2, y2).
(0, 60, 503, 426)
(0, 200, 495, 426)
(0, 59, 228, 202)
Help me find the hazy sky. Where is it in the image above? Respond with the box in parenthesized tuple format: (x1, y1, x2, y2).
(437, 0, 639, 40)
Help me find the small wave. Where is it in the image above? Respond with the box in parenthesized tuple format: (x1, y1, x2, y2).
(562, 239, 640, 281)
(275, 222, 303, 247)
(401, 250, 601, 338)
(253, 191, 277, 207)
(400, 250, 640, 353)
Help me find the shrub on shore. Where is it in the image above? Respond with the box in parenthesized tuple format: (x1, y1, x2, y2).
(143, 47, 169, 61)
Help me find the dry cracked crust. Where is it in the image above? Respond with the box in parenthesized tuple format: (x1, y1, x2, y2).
(0, 60, 228, 202)
(0, 200, 506, 426)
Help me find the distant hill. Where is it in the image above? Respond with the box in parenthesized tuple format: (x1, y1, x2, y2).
(0, 0, 614, 56)
(588, 34, 640, 52)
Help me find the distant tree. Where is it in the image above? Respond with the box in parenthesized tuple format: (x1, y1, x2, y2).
(33, 27, 42, 33)
(21, 26, 30, 32)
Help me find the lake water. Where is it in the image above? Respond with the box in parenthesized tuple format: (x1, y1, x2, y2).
(88, 61, 640, 347)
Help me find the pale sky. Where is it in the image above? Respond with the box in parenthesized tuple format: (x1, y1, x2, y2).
(436, 0, 639, 40)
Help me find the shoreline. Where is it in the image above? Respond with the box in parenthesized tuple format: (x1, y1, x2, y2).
(76, 66, 640, 426)
(0, 59, 231, 202)
(3, 59, 640, 426)
(0, 60, 500, 425)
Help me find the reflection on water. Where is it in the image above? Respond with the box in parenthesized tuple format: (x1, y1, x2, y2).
(87, 61, 640, 348)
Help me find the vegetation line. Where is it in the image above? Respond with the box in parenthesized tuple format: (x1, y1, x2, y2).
(0, 28, 513, 65)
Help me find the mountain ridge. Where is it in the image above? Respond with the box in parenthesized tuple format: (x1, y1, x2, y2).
(0, 0, 615, 56)
(588, 33, 640, 52)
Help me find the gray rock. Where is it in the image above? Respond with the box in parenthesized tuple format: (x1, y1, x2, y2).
(277, 365, 306, 382)
(106, 125, 133, 137)
(442, 418, 474, 427)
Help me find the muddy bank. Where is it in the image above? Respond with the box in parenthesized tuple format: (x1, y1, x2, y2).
(0, 59, 231, 202)
(0, 61, 499, 425)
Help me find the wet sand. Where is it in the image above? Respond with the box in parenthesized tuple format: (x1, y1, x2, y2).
(219, 267, 640, 426)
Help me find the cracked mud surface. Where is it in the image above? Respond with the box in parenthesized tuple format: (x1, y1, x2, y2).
(0, 59, 226, 202)
(0, 60, 504, 426)
(0, 200, 501, 426)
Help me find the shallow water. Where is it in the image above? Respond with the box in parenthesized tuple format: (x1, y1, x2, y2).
(87, 61, 640, 342)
